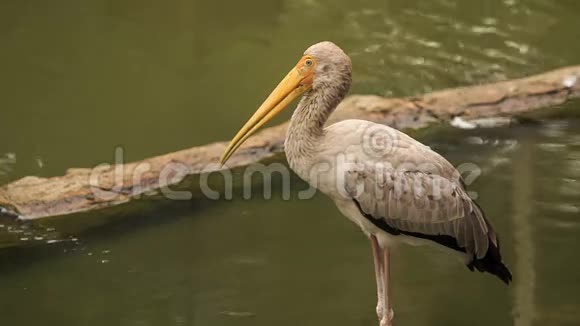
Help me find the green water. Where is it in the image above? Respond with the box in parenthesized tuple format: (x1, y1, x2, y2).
(1, 0, 580, 325)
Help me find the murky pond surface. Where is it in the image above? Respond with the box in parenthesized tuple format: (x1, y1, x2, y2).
(1, 0, 580, 325)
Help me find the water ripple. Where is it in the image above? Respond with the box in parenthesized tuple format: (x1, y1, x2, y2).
(0, 152, 16, 176)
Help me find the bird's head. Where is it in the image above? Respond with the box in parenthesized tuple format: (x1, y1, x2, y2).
(220, 41, 352, 165)
(303, 41, 352, 92)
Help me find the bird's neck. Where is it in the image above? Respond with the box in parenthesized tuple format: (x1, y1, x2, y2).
(287, 93, 329, 150)
(285, 82, 349, 167)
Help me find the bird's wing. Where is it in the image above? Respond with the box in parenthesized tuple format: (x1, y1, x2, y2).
(323, 120, 512, 283)
(341, 138, 512, 283)
(344, 162, 493, 258)
(330, 121, 497, 259)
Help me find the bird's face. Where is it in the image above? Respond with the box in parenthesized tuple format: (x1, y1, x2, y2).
(304, 41, 352, 91)
(220, 42, 350, 165)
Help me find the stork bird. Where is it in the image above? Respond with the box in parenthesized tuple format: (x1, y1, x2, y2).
(220, 41, 512, 326)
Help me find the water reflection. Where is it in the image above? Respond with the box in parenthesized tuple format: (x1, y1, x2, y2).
(511, 140, 536, 326)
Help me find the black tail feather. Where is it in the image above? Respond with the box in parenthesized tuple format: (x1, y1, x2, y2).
(467, 241, 512, 285)
(353, 198, 513, 285)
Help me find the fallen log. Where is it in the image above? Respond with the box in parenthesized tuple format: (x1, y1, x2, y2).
(1, 65, 579, 220)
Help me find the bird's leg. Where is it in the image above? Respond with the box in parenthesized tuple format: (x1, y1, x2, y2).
(370, 235, 385, 323)
(381, 247, 394, 326)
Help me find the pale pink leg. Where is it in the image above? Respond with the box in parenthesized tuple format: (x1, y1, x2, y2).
(381, 247, 394, 326)
(370, 235, 385, 324)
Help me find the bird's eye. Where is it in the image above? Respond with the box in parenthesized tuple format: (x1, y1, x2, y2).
(305, 59, 313, 67)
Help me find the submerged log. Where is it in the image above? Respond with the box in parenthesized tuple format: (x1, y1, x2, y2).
(1, 65, 580, 220)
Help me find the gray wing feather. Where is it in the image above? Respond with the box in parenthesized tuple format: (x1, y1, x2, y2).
(345, 159, 494, 259)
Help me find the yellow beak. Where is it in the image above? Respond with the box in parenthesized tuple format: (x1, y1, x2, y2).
(220, 57, 314, 165)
